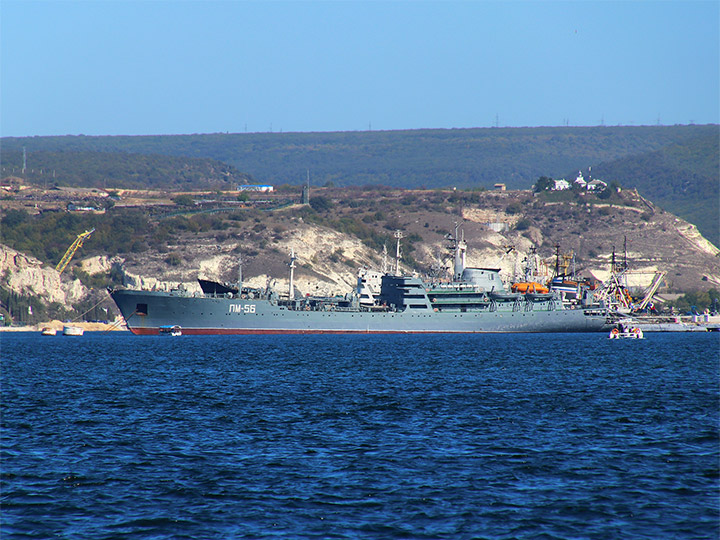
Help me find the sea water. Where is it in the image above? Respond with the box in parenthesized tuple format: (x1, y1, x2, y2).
(2, 332, 718, 539)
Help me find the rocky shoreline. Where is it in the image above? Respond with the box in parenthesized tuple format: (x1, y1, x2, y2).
(0, 320, 127, 332)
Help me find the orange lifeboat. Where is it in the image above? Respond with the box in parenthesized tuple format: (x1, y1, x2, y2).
(511, 281, 550, 294)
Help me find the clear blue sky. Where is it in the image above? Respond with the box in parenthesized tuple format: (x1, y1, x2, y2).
(1, 1, 718, 137)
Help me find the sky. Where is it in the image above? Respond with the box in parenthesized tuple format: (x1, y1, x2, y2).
(1, 1, 718, 137)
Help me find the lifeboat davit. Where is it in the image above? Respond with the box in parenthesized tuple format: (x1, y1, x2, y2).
(511, 282, 549, 294)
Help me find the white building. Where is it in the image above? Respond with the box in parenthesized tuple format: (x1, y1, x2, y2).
(587, 179, 607, 191)
(572, 171, 609, 192)
(552, 179, 571, 191)
(238, 185, 274, 192)
(574, 171, 587, 189)
(485, 222, 510, 233)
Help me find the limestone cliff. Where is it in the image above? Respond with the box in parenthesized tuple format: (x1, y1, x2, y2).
(0, 245, 89, 305)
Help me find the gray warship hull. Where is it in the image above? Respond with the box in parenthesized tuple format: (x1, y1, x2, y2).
(110, 289, 607, 335)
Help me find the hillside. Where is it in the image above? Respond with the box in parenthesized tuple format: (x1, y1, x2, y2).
(2, 124, 717, 246)
(583, 133, 719, 247)
(1, 185, 718, 325)
(0, 150, 251, 190)
(2, 125, 715, 189)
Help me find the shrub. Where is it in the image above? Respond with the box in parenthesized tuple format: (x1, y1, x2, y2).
(309, 196, 333, 212)
(515, 219, 531, 231)
(597, 188, 612, 200)
(173, 194, 195, 207)
(506, 202, 523, 215)
(165, 253, 182, 266)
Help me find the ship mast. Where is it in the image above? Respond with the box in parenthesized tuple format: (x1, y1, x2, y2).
(237, 254, 243, 289)
(611, 246, 617, 274)
(554, 244, 561, 277)
(451, 222, 467, 280)
(394, 230, 403, 276)
(288, 248, 297, 299)
(525, 247, 538, 282)
(623, 235, 628, 272)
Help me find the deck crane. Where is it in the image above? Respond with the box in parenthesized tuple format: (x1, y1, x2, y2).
(55, 228, 95, 274)
(634, 271, 666, 312)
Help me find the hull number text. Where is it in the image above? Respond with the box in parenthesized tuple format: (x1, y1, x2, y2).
(229, 304, 256, 314)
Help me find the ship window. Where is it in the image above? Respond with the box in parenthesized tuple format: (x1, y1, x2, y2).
(136, 303, 148, 315)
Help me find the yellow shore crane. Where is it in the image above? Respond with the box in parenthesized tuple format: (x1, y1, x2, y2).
(55, 228, 95, 274)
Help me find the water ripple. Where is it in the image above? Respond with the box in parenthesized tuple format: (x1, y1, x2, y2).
(2, 332, 718, 539)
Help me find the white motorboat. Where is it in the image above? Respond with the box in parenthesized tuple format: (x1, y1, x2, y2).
(609, 324, 643, 339)
(62, 325, 85, 336)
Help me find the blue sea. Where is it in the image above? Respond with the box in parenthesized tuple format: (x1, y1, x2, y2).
(2, 332, 718, 539)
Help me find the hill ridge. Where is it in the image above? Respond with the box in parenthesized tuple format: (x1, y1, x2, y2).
(2, 124, 718, 245)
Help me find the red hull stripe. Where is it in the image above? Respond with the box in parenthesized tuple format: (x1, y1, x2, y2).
(130, 327, 489, 335)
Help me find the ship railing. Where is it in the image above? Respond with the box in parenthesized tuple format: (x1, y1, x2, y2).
(427, 283, 483, 292)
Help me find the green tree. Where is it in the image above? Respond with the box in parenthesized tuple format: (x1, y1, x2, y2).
(173, 194, 195, 207)
(597, 187, 612, 200)
(1, 209, 30, 228)
(533, 176, 554, 192)
(309, 196, 333, 212)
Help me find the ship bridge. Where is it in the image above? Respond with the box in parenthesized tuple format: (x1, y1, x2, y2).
(378, 276, 432, 311)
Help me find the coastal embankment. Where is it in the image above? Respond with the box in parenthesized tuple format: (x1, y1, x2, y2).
(0, 320, 127, 332)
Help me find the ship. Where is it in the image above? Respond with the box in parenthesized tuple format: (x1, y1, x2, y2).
(109, 230, 609, 335)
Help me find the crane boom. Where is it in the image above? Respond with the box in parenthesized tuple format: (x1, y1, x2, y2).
(55, 228, 95, 274)
(636, 271, 666, 311)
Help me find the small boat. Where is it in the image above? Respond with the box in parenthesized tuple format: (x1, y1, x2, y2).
(525, 292, 555, 302)
(159, 325, 182, 336)
(609, 324, 643, 339)
(40, 327, 57, 336)
(511, 282, 550, 294)
(62, 325, 84, 336)
(488, 290, 521, 301)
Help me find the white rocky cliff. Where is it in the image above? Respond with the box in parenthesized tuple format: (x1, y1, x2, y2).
(0, 244, 89, 305)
